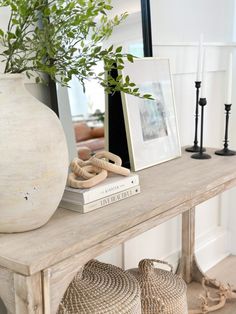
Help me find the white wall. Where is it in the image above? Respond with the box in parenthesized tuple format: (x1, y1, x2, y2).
(151, 0, 235, 43)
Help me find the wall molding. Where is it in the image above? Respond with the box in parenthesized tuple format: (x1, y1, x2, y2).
(172, 70, 226, 77)
(154, 42, 236, 48)
(162, 226, 229, 272)
(153, 43, 232, 75)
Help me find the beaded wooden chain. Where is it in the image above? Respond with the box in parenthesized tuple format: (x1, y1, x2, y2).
(68, 151, 130, 189)
(189, 277, 236, 314)
(68, 165, 108, 189)
(90, 151, 130, 176)
(70, 158, 95, 179)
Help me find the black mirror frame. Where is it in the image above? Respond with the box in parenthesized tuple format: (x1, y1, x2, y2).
(141, 0, 153, 57)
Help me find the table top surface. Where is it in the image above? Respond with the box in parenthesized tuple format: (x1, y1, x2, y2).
(1, 148, 236, 276)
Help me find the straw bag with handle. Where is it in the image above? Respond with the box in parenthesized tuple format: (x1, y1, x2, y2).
(58, 259, 141, 314)
(126, 259, 188, 314)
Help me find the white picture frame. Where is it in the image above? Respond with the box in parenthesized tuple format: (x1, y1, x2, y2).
(120, 57, 181, 171)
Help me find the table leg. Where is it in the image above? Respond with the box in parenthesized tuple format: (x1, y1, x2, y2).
(177, 207, 236, 313)
(177, 207, 205, 283)
(0, 266, 43, 314)
(42, 259, 83, 314)
(13, 272, 43, 314)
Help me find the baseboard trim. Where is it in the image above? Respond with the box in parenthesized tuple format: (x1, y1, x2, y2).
(162, 226, 229, 272)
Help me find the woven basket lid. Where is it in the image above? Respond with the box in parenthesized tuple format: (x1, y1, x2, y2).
(58, 260, 141, 314)
(127, 259, 188, 314)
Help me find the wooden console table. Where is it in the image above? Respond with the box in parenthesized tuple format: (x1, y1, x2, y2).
(0, 148, 236, 314)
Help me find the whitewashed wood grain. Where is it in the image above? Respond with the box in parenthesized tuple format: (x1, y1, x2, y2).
(0, 267, 43, 314)
(43, 260, 83, 314)
(0, 149, 236, 276)
(13, 272, 43, 314)
(0, 266, 14, 314)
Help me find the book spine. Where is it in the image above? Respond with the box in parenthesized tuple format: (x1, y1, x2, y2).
(61, 186, 140, 213)
(64, 175, 139, 204)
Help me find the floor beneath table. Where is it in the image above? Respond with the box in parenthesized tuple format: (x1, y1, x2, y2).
(187, 255, 236, 314)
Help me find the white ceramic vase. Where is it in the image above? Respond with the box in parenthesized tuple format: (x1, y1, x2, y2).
(0, 74, 69, 233)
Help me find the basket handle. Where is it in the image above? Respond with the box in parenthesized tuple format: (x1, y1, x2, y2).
(138, 259, 174, 274)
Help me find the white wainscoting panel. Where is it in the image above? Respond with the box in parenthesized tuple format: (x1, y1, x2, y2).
(123, 216, 181, 270)
(97, 245, 124, 268)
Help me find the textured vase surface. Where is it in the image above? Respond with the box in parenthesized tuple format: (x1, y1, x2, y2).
(0, 74, 69, 233)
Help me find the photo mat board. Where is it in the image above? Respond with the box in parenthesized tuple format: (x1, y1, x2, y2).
(120, 57, 181, 171)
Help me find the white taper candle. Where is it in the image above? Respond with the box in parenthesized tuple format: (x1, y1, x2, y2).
(196, 34, 204, 82)
(226, 53, 233, 104)
(200, 48, 206, 98)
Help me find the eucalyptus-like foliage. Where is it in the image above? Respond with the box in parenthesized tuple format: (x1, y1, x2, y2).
(0, 0, 152, 98)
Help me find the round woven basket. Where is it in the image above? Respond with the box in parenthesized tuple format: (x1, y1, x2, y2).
(58, 260, 141, 314)
(126, 259, 188, 314)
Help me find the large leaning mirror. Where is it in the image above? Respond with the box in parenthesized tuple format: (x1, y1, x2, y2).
(50, 0, 152, 162)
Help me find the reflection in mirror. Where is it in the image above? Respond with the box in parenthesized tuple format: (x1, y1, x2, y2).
(56, 0, 145, 162)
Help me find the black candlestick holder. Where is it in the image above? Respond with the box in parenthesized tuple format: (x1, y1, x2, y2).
(186, 81, 206, 153)
(215, 104, 236, 156)
(191, 98, 211, 160)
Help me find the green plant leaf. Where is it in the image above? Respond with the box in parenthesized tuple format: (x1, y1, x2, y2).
(127, 54, 134, 63)
(0, 0, 152, 99)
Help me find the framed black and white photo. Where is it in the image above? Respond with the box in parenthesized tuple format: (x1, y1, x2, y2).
(121, 57, 181, 171)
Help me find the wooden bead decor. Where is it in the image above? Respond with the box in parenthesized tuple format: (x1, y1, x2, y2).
(90, 156, 130, 176)
(70, 158, 96, 179)
(67, 151, 130, 189)
(189, 277, 236, 314)
(67, 166, 108, 189)
(91, 151, 130, 176)
(94, 151, 122, 165)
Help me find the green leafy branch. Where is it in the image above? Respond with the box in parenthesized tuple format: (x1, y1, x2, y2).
(0, 0, 153, 99)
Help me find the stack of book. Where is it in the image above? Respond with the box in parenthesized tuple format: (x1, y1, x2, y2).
(60, 173, 140, 213)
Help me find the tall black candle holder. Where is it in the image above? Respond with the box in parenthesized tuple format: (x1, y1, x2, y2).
(186, 81, 206, 153)
(215, 104, 236, 156)
(191, 98, 211, 160)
